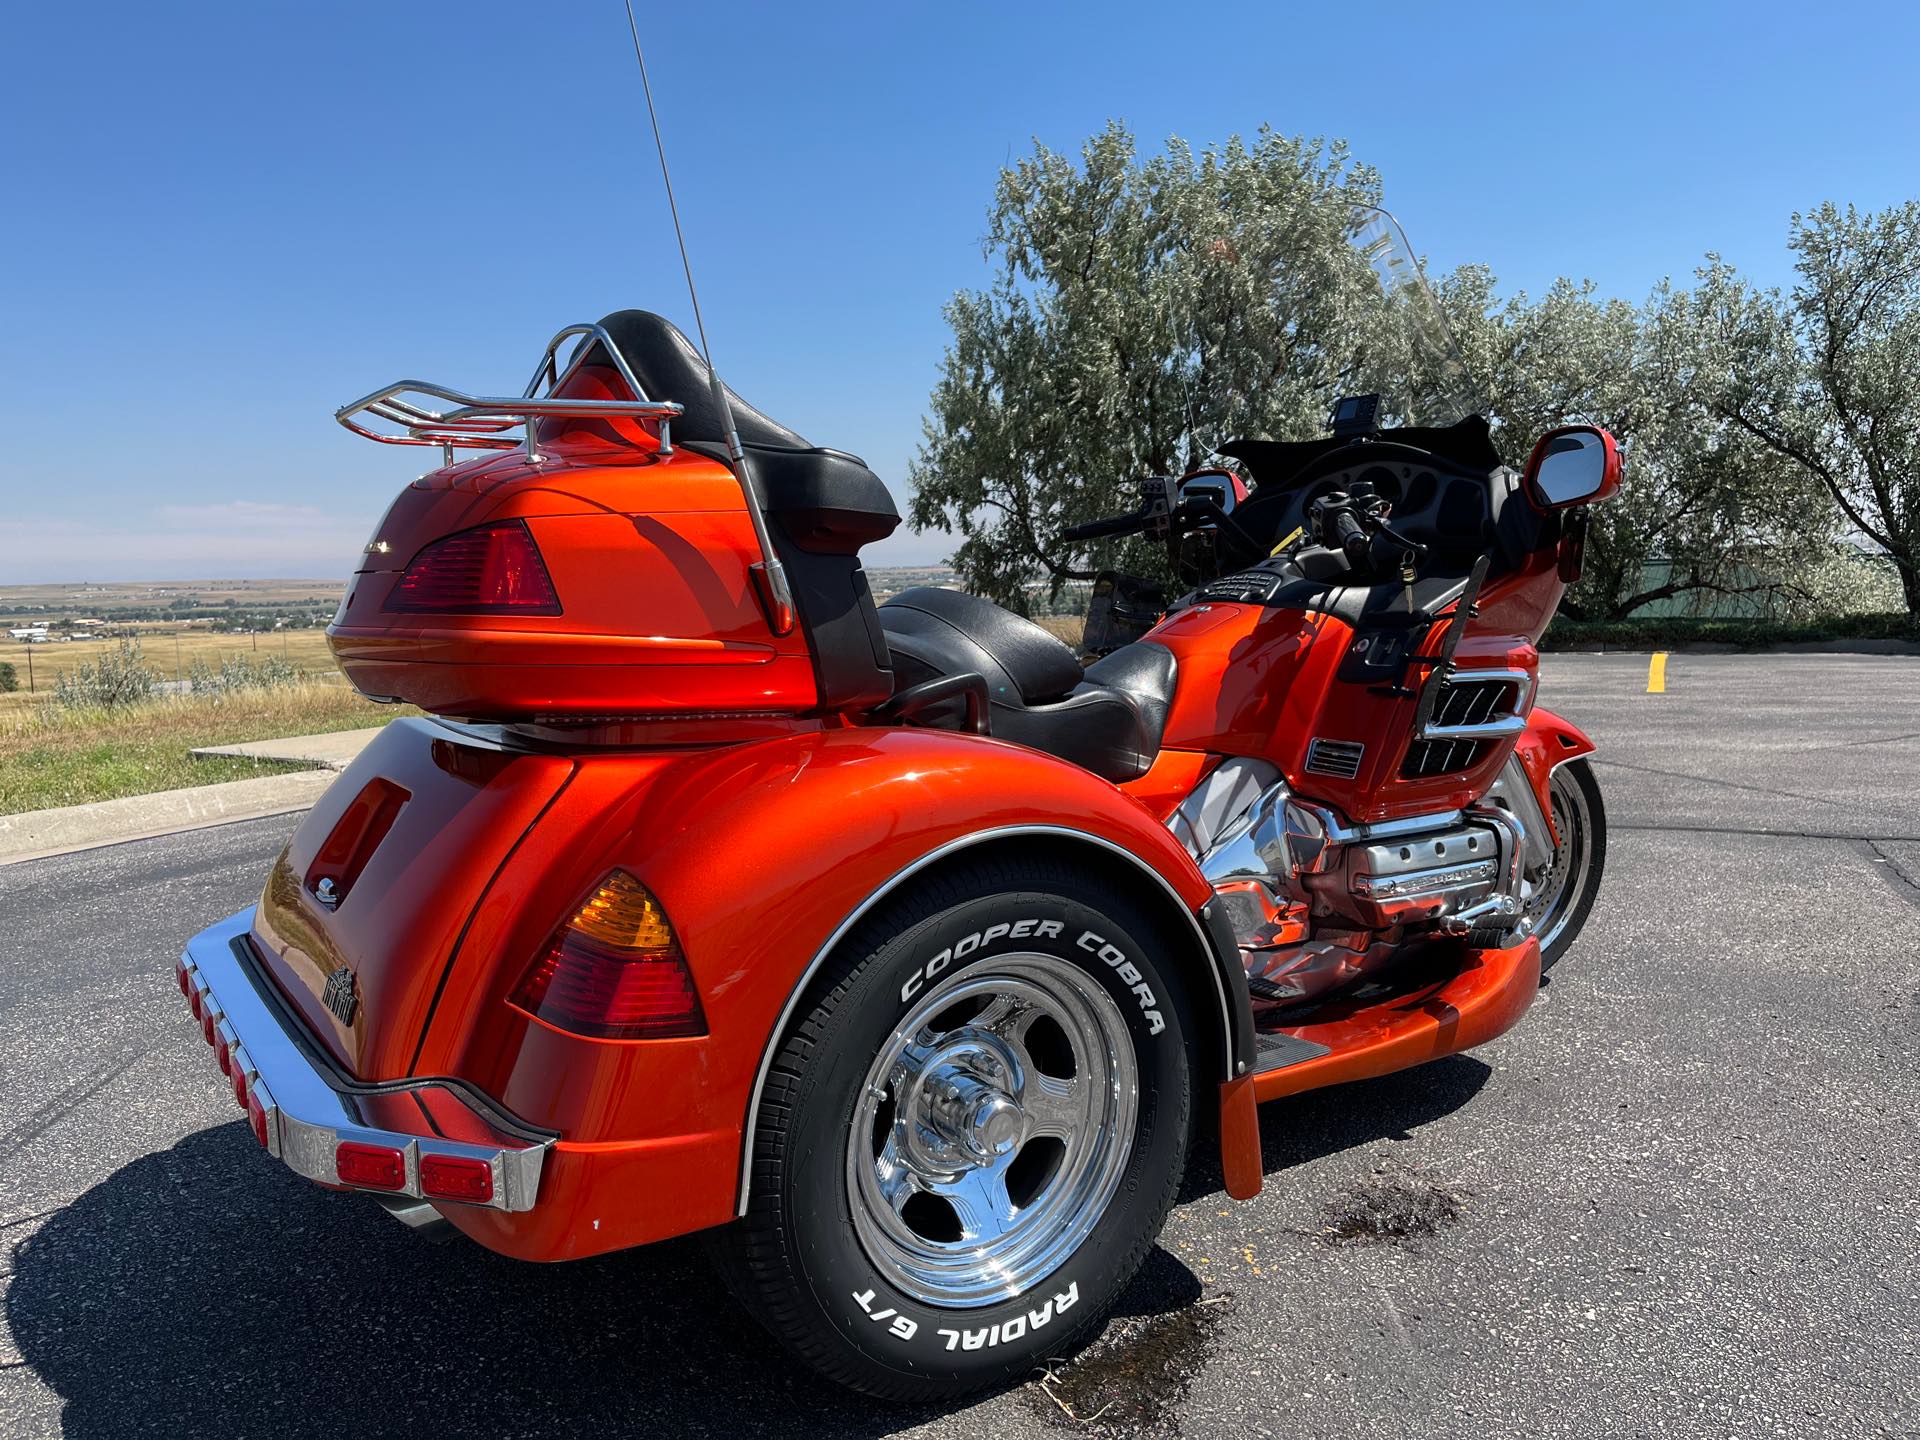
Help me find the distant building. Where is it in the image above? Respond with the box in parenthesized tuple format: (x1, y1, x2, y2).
(9, 626, 51, 643)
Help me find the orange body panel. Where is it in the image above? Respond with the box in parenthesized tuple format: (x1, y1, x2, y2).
(328, 438, 818, 720)
(1145, 542, 1564, 823)
(260, 722, 1216, 1259)
(1251, 936, 1542, 1103)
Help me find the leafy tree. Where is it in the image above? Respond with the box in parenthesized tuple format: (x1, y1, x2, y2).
(0, 661, 17, 694)
(1706, 201, 1920, 616)
(909, 123, 1393, 610)
(1447, 266, 1828, 619)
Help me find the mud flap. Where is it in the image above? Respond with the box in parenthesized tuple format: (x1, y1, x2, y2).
(1218, 1075, 1263, 1201)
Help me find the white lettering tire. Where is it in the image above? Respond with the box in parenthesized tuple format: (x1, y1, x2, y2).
(709, 855, 1195, 1399)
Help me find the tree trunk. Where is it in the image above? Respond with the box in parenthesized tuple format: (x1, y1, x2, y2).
(1898, 552, 1920, 619)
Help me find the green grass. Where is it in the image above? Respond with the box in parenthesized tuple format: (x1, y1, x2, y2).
(0, 681, 414, 816)
(1542, 611, 1920, 650)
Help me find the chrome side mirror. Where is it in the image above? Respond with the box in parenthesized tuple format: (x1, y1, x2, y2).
(1523, 425, 1621, 509)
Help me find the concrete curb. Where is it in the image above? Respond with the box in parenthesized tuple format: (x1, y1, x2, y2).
(0, 769, 337, 867)
(190, 727, 384, 770)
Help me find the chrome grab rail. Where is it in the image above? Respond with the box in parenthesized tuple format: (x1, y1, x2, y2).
(334, 321, 684, 464)
(331, 318, 796, 635)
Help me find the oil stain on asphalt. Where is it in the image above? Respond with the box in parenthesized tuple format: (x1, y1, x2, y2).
(1027, 1299, 1226, 1434)
(1314, 1162, 1467, 1247)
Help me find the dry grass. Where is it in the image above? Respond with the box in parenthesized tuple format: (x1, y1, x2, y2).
(0, 679, 413, 816)
(0, 630, 336, 714)
(1031, 614, 1086, 648)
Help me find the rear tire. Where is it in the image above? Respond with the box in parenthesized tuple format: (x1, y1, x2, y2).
(710, 857, 1195, 1400)
(1526, 758, 1607, 971)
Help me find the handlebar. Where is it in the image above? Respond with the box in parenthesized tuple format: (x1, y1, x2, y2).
(1061, 510, 1151, 542)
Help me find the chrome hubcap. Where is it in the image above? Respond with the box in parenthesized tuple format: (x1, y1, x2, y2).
(848, 954, 1138, 1308)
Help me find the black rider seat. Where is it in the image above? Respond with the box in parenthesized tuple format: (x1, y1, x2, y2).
(878, 587, 1176, 782)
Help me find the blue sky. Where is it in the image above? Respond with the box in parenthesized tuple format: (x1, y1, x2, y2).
(2, 1, 1915, 581)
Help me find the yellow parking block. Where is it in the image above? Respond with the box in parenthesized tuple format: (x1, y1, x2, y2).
(1647, 652, 1669, 694)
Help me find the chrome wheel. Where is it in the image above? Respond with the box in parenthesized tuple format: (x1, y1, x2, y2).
(846, 953, 1138, 1309)
(1524, 763, 1595, 954)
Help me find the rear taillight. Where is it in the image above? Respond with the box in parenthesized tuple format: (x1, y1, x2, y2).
(335, 1141, 406, 1191)
(384, 519, 561, 615)
(511, 870, 707, 1039)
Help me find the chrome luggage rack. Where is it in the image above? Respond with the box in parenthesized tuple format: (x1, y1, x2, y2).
(332, 320, 798, 636)
(334, 322, 685, 466)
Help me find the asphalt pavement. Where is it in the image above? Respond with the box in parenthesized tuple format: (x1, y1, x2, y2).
(2, 653, 1916, 1438)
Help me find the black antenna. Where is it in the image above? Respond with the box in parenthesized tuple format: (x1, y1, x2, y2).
(621, 2, 795, 634)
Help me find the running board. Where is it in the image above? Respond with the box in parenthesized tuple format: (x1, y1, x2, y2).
(1216, 936, 1542, 1202)
(1251, 1029, 1330, 1074)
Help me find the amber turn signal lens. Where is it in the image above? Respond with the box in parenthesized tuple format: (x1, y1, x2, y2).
(567, 871, 676, 951)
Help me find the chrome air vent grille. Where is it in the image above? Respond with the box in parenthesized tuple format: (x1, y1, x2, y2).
(1305, 738, 1365, 779)
(1402, 736, 1488, 777)
(1402, 677, 1521, 777)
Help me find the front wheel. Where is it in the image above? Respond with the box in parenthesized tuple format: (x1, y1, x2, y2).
(1524, 757, 1607, 970)
(711, 858, 1195, 1400)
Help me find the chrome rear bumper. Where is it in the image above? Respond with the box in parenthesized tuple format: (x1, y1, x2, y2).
(175, 909, 552, 1213)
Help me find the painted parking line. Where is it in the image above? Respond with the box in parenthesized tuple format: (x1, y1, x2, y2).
(1647, 652, 1669, 694)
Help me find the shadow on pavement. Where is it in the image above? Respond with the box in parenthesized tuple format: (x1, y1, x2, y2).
(1179, 1052, 1493, 1203)
(5, 1123, 1204, 1438)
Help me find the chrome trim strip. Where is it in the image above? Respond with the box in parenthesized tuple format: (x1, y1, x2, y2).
(735, 824, 1233, 1216)
(1415, 668, 1537, 742)
(178, 909, 552, 1213)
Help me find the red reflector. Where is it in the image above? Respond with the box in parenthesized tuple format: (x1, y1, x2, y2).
(189, 987, 204, 1021)
(176, 959, 191, 996)
(420, 1154, 494, 1204)
(246, 1090, 270, 1148)
(385, 519, 561, 615)
(335, 1141, 407, 1191)
(201, 1009, 217, 1046)
(232, 1063, 249, 1110)
(216, 1035, 232, 1075)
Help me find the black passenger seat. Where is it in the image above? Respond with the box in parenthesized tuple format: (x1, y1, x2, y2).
(879, 587, 1175, 782)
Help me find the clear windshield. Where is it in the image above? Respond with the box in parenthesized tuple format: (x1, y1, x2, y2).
(1349, 204, 1487, 425)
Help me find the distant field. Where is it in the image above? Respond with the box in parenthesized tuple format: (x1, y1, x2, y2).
(0, 578, 343, 617)
(2, 630, 338, 713)
(0, 679, 409, 816)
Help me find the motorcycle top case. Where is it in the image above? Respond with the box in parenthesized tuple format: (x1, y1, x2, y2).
(327, 431, 829, 721)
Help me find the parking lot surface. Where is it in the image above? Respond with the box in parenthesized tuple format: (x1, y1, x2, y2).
(2, 653, 1916, 1438)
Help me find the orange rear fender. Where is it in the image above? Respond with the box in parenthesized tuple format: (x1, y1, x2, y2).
(428, 726, 1253, 1238)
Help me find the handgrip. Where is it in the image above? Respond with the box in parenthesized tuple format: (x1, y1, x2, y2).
(1330, 508, 1371, 564)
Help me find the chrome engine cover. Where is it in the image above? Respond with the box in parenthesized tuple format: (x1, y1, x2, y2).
(1336, 821, 1503, 927)
(1188, 776, 1529, 1006)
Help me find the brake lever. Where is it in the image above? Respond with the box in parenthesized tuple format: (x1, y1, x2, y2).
(1374, 517, 1428, 558)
